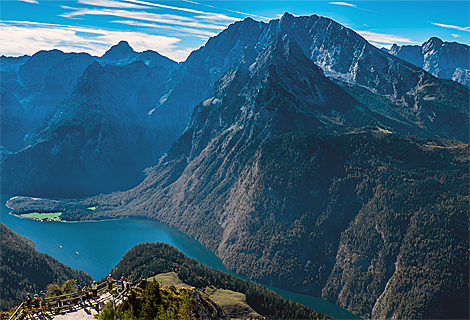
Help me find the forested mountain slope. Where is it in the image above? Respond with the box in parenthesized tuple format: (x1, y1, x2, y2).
(1, 60, 171, 197)
(2, 13, 468, 199)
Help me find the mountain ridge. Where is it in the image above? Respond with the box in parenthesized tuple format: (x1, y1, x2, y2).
(1, 60, 171, 197)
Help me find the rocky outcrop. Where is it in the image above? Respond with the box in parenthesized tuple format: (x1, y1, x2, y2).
(189, 289, 230, 320)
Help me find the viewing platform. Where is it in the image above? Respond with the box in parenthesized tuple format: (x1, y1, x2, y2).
(8, 282, 131, 320)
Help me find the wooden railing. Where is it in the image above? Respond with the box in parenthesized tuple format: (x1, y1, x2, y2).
(7, 281, 133, 320)
(7, 302, 24, 320)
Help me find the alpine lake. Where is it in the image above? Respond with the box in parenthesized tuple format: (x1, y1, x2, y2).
(1, 194, 361, 319)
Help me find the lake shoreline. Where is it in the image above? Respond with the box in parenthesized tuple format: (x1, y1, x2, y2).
(1, 194, 361, 319)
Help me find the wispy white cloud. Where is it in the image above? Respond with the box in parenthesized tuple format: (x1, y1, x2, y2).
(112, 20, 217, 38)
(60, 7, 229, 30)
(0, 21, 192, 61)
(431, 22, 470, 32)
(452, 34, 462, 38)
(356, 30, 418, 48)
(329, 1, 377, 13)
(182, 0, 272, 21)
(329, 2, 357, 8)
(122, 0, 239, 22)
(18, 0, 39, 3)
(78, 0, 151, 9)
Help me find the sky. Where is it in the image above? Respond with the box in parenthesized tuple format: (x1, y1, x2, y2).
(1, 0, 469, 62)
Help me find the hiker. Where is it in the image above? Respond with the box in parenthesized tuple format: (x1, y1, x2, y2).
(92, 281, 98, 299)
(120, 276, 125, 292)
(77, 284, 83, 304)
(39, 291, 46, 311)
(83, 284, 90, 301)
(25, 293, 32, 311)
(107, 274, 113, 292)
(33, 294, 40, 313)
(123, 278, 128, 291)
(115, 277, 119, 294)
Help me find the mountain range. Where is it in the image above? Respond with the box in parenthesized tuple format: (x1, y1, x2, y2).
(1, 13, 469, 198)
(387, 37, 470, 86)
(2, 12, 469, 320)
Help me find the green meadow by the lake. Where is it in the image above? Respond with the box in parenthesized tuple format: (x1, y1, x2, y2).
(21, 212, 62, 221)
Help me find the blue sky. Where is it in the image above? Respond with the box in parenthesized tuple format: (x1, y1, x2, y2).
(1, 0, 469, 61)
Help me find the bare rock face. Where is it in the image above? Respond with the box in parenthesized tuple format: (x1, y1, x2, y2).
(2, 14, 468, 199)
(190, 289, 230, 320)
(389, 37, 470, 86)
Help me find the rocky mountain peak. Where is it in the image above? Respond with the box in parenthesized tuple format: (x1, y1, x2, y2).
(101, 40, 136, 61)
(423, 36, 444, 51)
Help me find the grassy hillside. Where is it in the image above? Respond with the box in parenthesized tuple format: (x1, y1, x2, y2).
(151, 272, 262, 319)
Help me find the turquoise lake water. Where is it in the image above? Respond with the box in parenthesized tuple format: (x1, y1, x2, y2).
(1, 194, 361, 319)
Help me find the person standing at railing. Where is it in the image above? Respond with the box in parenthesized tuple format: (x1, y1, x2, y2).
(33, 294, 40, 313)
(39, 291, 46, 312)
(83, 284, 90, 301)
(107, 274, 113, 293)
(92, 281, 98, 299)
(25, 293, 32, 311)
(77, 285, 83, 304)
(123, 278, 128, 291)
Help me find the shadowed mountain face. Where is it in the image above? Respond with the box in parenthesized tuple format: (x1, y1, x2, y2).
(1, 84, 27, 152)
(389, 37, 470, 86)
(8, 31, 469, 319)
(0, 42, 178, 153)
(1, 61, 170, 198)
